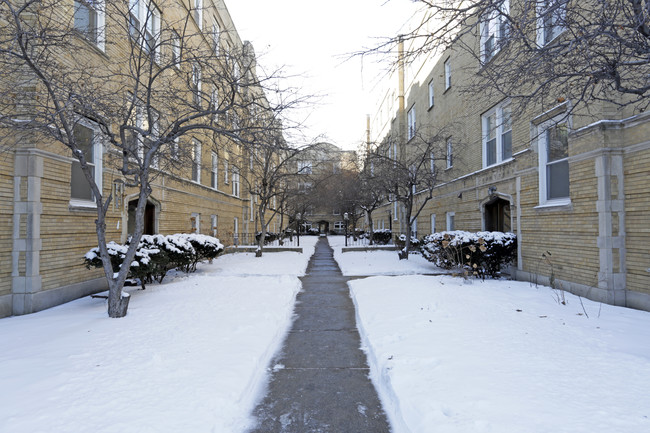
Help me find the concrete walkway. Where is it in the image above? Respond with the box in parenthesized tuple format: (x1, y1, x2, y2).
(248, 237, 391, 433)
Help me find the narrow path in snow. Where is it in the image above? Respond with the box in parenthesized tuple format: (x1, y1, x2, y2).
(248, 237, 390, 432)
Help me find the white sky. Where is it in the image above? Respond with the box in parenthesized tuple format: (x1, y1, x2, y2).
(225, 0, 419, 151)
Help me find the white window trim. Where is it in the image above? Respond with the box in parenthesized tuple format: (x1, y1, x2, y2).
(194, 0, 203, 30)
(191, 212, 200, 234)
(211, 151, 218, 189)
(211, 214, 218, 237)
(212, 18, 221, 54)
(69, 119, 103, 207)
(430, 213, 436, 234)
(192, 63, 202, 105)
(224, 160, 229, 184)
(446, 137, 453, 169)
(192, 139, 201, 183)
(407, 105, 416, 141)
(74, 0, 106, 51)
(446, 211, 455, 231)
(479, 0, 509, 64)
(482, 100, 513, 168)
(536, 114, 571, 206)
(428, 80, 434, 108)
(171, 30, 181, 69)
(444, 59, 451, 90)
(129, 0, 161, 57)
(536, 0, 566, 47)
(232, 167, 240, 197)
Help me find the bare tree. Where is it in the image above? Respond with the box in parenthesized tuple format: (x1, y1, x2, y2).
(369, 0, 650, 112)
(0, 0, 294, 316)
(369, 129, 445, 259)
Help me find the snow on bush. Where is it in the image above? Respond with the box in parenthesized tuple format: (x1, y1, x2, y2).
(421, 231, 516, 278)
(84, 233, 225, 287)
(360, 229, 392, 245)
(395, 234, 421, 251)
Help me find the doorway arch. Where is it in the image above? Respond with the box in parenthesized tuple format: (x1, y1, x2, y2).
(127, 197, 160, 236)
(481, 194, 512, 232)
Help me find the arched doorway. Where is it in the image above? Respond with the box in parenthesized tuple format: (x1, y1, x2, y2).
(127, 198, 158, 235)
(483, 196, 512, 232)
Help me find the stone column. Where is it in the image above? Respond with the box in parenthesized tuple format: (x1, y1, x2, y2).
(12, 150, 43, 315)
(595, 152, 626, 306)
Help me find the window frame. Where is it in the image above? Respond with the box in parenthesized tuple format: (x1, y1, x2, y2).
(232, 167, 240, 197)
(73, 0, 106, 51)
(446, 137, 453, 169)
(537, 0, 566, 46)
(446, 212, 455, 231)
(407, 105, 416, 141)
(211, 151, 218, 189)
(129, 0, 161, 57)
(70, 120, 103, 207)
(444, 58, 451, 90)
(482, 100, 512, 168)
(479, 0, 509, 64)
(194, 0, 203, 30)
(191, 138, 201, 183)
(428, 80, 435, 108)
(537, 117, 570, 206)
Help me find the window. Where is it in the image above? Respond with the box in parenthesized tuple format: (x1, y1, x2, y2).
(480, 0, 509, 63)
(192, 63, 202, 105)
(191, 212, 200, 233)
(211, 214, 218, 237)
(446, 137, 453, 169)
(70, 122, 102, 203)
(446, 212, 455, 231)
(193, 0, 203, 30)
(170, 137, 179, 160)
(444, 59, 451, 90)
(232, 167, 240, 197)
(129, 0, 161, 55)
(211, 88, 219, 122)
(191, 139, 201, 183)
(407, 105, 416, 140)
(537, 0, 565, 46)
(430, 151, 436, 174)
(171, 30, 181, 68)
(538, 121, 569, 203)
(428, 80, 435, 108)
(334, 221, 345, 230)
(74, 0, 105, 50)
(430, 214, 436, 234)
(224, 160, 229, 184)
(411, 218, 417, 237)
(211, 152, 218, 189)
(212, 19, 220, 54)
(482, 101, 512, 167)
(233, 217, 239, 244)
(298, 160, 312, 174)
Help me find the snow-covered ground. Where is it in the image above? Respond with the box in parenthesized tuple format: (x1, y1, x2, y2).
(328, 235, 441, 276)
(0, 237, 318, 433)
(346, 272, 650, 433)
(3, 235, 649, 433)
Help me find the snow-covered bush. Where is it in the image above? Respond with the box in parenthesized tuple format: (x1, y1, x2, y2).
(421, 231, 517, 278)
(84, 233, 224, 287)
(372, 229, 392, 245)
(183, 233, 225, 272)
(255, 231, 280, 245)
(395, 234, 421, 251)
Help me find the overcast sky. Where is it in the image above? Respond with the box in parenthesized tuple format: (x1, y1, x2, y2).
(225, 0, 419, 151)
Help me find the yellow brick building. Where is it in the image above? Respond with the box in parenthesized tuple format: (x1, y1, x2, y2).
(0, 0, 282, 317)
(369, 8, 650, 311)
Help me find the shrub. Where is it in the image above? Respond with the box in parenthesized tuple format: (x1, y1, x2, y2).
(395, 234, 421, 251)
(84, 233, 225, 288)
(361, 229, 392, 245)
(421, 231, 517, 278)
(255, 231, 280, 245)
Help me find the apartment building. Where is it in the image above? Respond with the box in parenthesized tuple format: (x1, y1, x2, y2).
(369, 4, 650, 311)
(0, 0, 281, 317)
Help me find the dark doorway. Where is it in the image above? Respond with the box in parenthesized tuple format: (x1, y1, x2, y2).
(318, 220, 330, 234)
(484, 197, 511, 232)
(128, 199, 157, 235)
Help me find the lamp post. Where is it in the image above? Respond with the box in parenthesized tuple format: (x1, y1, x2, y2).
(344, 212, 349, 247)
(296, 213, 301, 247)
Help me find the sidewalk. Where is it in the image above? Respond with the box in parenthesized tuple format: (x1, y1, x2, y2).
(248, 237, 391, 432)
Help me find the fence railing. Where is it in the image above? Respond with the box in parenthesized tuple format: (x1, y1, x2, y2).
(341, 235, 396, 247)
(220, 232, 300, 248)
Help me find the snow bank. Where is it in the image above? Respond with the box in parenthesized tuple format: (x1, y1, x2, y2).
(349, 275, 650, 433)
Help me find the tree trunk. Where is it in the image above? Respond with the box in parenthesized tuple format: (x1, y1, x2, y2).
(367, 211, 374, 245)
(256, 206, 266, 257)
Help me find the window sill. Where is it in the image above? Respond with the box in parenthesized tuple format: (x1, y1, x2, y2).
(69, 199, 97, 211)
(534, 199, 572, 212)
